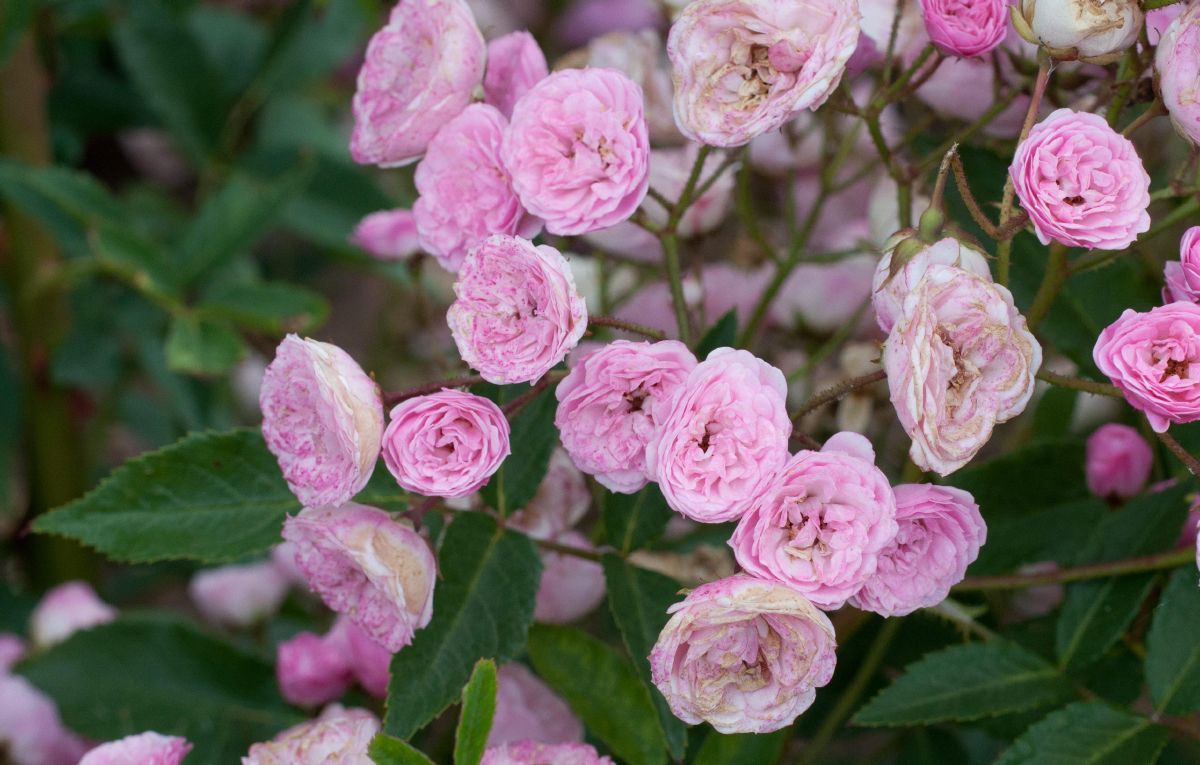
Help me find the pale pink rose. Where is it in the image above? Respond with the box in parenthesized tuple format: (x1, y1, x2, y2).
(668, 0, 861, 147)
(569, 30, 680, 144)
(1019, 0, 1141, 61)
(0, 633, 24, 672)
(482, 740, 613, 765)
(871, 235, 992, 332)
(350, 210, 421, 262)
(276, 631, 353, 707)
(80, 733, 192, 765)
(29, 581, 116, 649)
(350, 0, 485, 167)
(507, 449, 593, 538)
(448, 235, 588, 384)
(1158, 5, 1200, 146)
(328, 616, 393, 698)
(483, 31, 548, 118)
(772, 255, 878, 335)
(885, 265, 1041, 475)
(555, 0, 663, 47)
(641, 144, 736, 237)
(0, 674, 90, 765)
(381, 390, 510, 498)
(555, 340, 697, 493)
(260, 335, 384, 509)
(730, 433, 899, 610)
(189, 561, 290, 628)
(649, 575, 836, 733)
(849, 483, 985, 617)
(282, 504, 437, 652)
(919, 0, 1007, 57)
(534, 530, 606, 623)
(488, 664, 582, 747)
(1085, 423, 1153, 500)
(501, 68, 650, 236)
(1164, 228, 1200, 303)
(1010, 109, 1150, 250)
(242, 706, 379, 765)
(1093, 303, 1200, 433)
(1148, 5, 1185, 45)
(648, 348, 792, 523)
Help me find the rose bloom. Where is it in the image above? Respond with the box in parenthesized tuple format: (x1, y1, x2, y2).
(534, 530, 607, 623)
(328, 616, 393, 699)
(413, 104, 541, 272)
(667, 0, 861, 147)
(730, 433, 899, 610)
(647, 348, 792, 523)
(0, 674, 90, 765)
(920, 0, 1007, 57)
(1157, 5, 1200, 146)
(488, 664, 583, 747)
(242, 706, 379, 765)
(350, 209, 421, 261)
(80, 733, 192, 765)
(189, 561, 290, 628)
(1010, 108, 1150, 251)
(276, 631, 353, 707)
(1093, 303, 1200, 433)
(1164, 228, 1200, 303)
(649, 575, 836, 734)
(849, 483, 986, 617)
(282, 504, 437, 652)
(381, 390, 511, 498)
(482, 740, 614, 765)
(29, 580, 116, 649)
(1017, 0, 1141, 61)
(1085, 423, 1153, 501)
(555, 339, 697, 493)
(350, 0, 485, 167)
(885, 265, 1042, 475)
(260, 335, 384, 509)
(501, 68, 650, 236)
(483, 31, 548, 119)
(872, 234, 992, 332)
(447, 235, 588, 384)
(507, 449, 592, 538)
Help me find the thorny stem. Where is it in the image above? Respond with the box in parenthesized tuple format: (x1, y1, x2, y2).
(1157, 430, 1200, 477)
(502, 377, 553, 416)
(1121, 100, 1167, 138)
(791, 370, 887, 424)
(657, 144, 716, 345)
(588, 315, 667, 341)
(954, 547, 1196, 591)
(1036, 370, 1122, 398)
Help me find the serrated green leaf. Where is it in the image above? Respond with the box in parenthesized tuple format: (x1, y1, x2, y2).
(602, 484, 673, 554)
(1146, 567, 1200, 714)
(455, 659, 498, 765)
(165, 314, 247, 376)
(199, 282, 328, 334)
(385, 512, 541, 740)
(995, 702, 1168, 765)
(369, 734, 436, 765)
(695, 309, 737, 359)
(480, 387, 557, 517)
(971, 498, 1107, 576)
(692, 729, 788, 765)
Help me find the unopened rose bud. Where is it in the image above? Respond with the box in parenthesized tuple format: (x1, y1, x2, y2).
(189, 561, 290, 628)
(1016, 0, 1142, 62)
(1085, 423, 1152, 501)
(29, 581, 117, 649)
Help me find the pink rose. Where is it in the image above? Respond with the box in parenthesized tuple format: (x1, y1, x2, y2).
(871, 235, 992, 332)
(667, 0, 861, 147)
(80, 733, 192, 765)
(501, 68, 650, 236)
(1148, 5, 1185, 45)
(648, 348, 792, 523)
(350, 0, 485, 167)
(189, 561, 290, 628)
(29, 581, 116, 649)
(555, 339, 697, 493)
(885, 265, 1041, 475)
(649, 575, 836, 733)
(243, 706, 379, 764)
(382, 390, 510, 498)
(276, 631, 353, 707)
(849, 483, 986, 617)
(730, 433, 899, 610)
(919, 0, 1007, 57)
(0, 674, 90, 765)
(1093, 303, 1200, 433)
(282, 504, 437, 652)
(328, 616, 393, 698)
(616, 265, 772, 334)
(1010, 108, 1151, 250)
(1164, 228, 1200, 303)
(569, 30, 680, 144)
(507, 450, 593, 538)
(350, 209, 421, 262)
(0, 633, 24, 672)
(1159, 7, 1200, 146)
(483, 31, 548, 119)
(488, 664, 583, 747)
(482, 740, 614, 765)
(534, 530, 607, 623)
(260, 335, 384, 509)
(448, 235, 588, 384)
(1086, 423, 1153, 500)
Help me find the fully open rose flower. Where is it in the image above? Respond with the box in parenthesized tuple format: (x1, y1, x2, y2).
(282, 504, 437, 652)
(919, 0, 1007, 57)
(448, 235, 588, 384)
(649, 575, 836, 733)
(350, 209, 421, 261)
(667, 0, 860, 146)
(1093, 303, 1200, 432)
(350, 0, 485, 167)
(413, 104, 541, 272)
(555, 339, 697, 493)
(1086, 423, 1153, 501)
(243, 707, 379, 765)
(1010, 109, 1150, 250)
(1158, 4, 1200, 146)
(501, 68, 650, 235)
(80, 733, 192, 765)
(1016, 0, 1141, 61)
(1164, 228, 1200, 303)
(647, 348, 791, 523)
(885, 265, 1041, 475)
(189, 561, 290, 627)
(482, 741, 613, 765)
(261, 335, 384, 508)
(382, 390, 510, 498)
(730, 433, 899, 610)
(489, 664, 583, 747)
(849, 483, 985, 617)
(872, 234, 993, 333)
(29, 581, 116, 648)
(483, 31, 548, 118)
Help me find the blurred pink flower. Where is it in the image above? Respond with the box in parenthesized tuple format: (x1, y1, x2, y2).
(29, 581, 116, 649)
(483, 31, 548, 119)
(276, 631, 353, 707)
(350, 210, 421, 262)
(507, 449, 593, 537)
(80, 733, 192, 765)
(0, 674, 90, 765)
(1085, 423, 1153, 501)
(189, 561, 290, 628)
(482, 740, 613, 765)
(488, 664, 583, 747)
(534, 530, 606, 623)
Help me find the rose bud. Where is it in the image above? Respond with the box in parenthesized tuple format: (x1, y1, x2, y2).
(920, 0, 1008, 57)
(667, 0, 861, 147)
(1157, 5, 1200, 146)
(29, 581, 117, 649)
(189, 561, 290, 628)
(872, 234, 992, 332)
(488, 664, 583, 747)
(350, 0, 485, 167)
(649, 575, 836, 734)
(260, 335, 384, 509)
(350, 209, 421, 262)
(282, 504, 437, 653)
(482, 740, 614, 765)
(328, 615, 393, 699)
(850, 484, 986, 617)
(243, 706, 379, 764)
(1085, 424, 1153, 501)
(276, 631, 353, 707)
(1164, 228, 1200, 304)
(483, 31, 548, 119)
(80, 733, 192, 765)
(448, 235, 588, 385)
(0, 674, 90, 765)
(1015, 0, 1142, 62)
(507, 449, 592, 539)
(533, 530, 607, 624)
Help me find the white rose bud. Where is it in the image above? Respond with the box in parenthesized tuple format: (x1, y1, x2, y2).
(1014, 0, 1142, 63)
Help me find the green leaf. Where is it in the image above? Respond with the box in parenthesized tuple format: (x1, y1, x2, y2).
(602, 556, 687, 759)
(199, 282, 328, 334)
(1146, 567, 1200, 714)
(91, 225, 177, 300)
(692, 730, 788, 765)
(602, 484, 673, 554)
(255, 0, 369, 95)
(695, 309, 737, 359)
(455, 659, 498, 765)
(853, 640, 1074, 727)
(16, 614, 302, 764)
(528, 624, 668, 765)
(970, 498, 1107, 576)
(33, 429, 296, 563)
(385, 512, 541, 739)
(165, 314, 247, 376)
(480, 386, 557, 517)
(369, 734, 437, 765)
(0, 0, 33, 67)
(947, 441, 1087, 519)
(278, 155, 395, 247)
(995, 702, 1169, 765)
(0, 158, 125, 255)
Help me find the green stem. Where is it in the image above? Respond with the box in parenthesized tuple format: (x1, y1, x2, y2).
(588, 315, 666, 341)
(997, 58, 1052, 286)
(1025, 243, 1069, 329)
(1143, 0, 1185, 10)
(738, 195, 826, 345)
(1070, 197, 1200, 274)
(1036, 370, 1122, 398)
(954, 547, 1195, 591)
(792, 370, 886, 424)
(661, 233, 691, 345)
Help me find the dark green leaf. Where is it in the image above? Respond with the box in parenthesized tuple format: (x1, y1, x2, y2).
(692, 729, 788, 765)
(455, 659, 498, 765)
(187, 6, 268, 102)
(165, 314, 247, 376)
(256, 0, 369, 94)
(0, 158, 125, 255)
(995, 702, 1168, 765)
(970, 499, 1107, 576)
(92, 225, 177, 299)
(1146, 567, 1200, 714)
(480, 387, 557, 517)
(602, 484, 673, 554)
(695, 309, 737, 359)
(279, 155, 395, 247)
(369, 734, 436, 765)
(354, 467, 409, 513)
(199, 282, 328, 334)
(947, 441, 1087, 518)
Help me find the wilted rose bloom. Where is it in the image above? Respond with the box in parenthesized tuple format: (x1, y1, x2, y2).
(189, 561, 290, 628)
(328, 616, 393, 698)
(350, 209, 421, 262)
(1085, 423, 1153, 500)
(350, 0, 485, 167)
(242, 706, 379, 765)
(772, 255, 878, 335)
(260, 335, 384, 509)
(0, 674, 90, 765)
(640, 145, 736, 237)
(29, 581, 116, 648)
(482, 740, 614, 765)
(1010, 109, 1150, 251)
(282, 504, 437, 652)
(566, 30, 680, 144)
(1157, 5, 1200, 146)
(447, 236, 588, 384)
(483, 31, 548, 118)
(502, 68, 650, 235)
(668, 0, 861, 146)
(276, 631, 353, 707)
(649, 575, 836, 733)
(488, 664, 583, 747)
(872, 234, 992, 332)
(1017, 0, 1142, 61)
(381, 390, 510, 498)
(0, 633, 24, 672)
(507, 449, 593, 538)
(1164, 228, 1200, 303)
(730, 433, 899, 610)
(555, 339, 697, 493)
(885, 265, 1041, 475)
(413, 104, 542, 272)
(80, 733, 192, 765)
(534, 530, 606, 623)
(850, 483, 985, 617)
(1093, 303, 1200, 433)
(919, 0, 1007, 56)
(648, 348, 792, 523)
